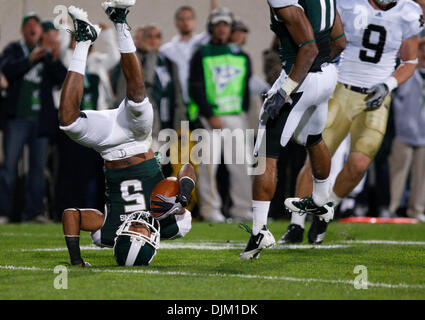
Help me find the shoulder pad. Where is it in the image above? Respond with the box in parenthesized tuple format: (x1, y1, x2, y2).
(400, 0, 423, 23)
(268, 0, 298, 8)
(400, 0, 424, 37)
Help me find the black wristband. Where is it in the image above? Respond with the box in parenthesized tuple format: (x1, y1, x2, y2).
(179, 177, 195, 200)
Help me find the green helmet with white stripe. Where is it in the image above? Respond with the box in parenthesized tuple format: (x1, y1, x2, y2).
(113, 211, 160, 266)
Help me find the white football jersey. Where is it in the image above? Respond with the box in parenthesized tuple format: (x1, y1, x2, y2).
(337, 0, 423, 88)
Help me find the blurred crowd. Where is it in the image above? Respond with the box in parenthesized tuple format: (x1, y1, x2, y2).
(0, 0, 424, 224)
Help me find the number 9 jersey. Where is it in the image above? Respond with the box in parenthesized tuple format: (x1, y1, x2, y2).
(337, 0, 424, 88)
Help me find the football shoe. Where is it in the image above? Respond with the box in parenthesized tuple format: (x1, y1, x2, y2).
(239, 224, 276, 260)
(277, 223, 304, 244)
(102, 0, 135, 24)
(68, 6, 101, 43)
(285, 196, 334, 223)
(308, 215, 328, 244)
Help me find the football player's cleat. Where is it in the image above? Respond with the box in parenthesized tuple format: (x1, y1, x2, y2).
(239, 224, 276, 260)
(308, 215, 328, 244)
(63, 260, 91, 267)
(68, 6, 101, 43)
(102, 0, 135, 25)
(278, 224, 304, 244)
(113, 211, 160, 266)
(285, 196, 334, 223)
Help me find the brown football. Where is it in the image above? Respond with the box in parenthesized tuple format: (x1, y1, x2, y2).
(150, 177, 185, 216)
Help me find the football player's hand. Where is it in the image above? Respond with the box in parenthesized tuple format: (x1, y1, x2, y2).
(151, 194, 183, 221)
(365, 83, 389, 112)
(263, 88, 288, 119)
(176, 193, 189, 207)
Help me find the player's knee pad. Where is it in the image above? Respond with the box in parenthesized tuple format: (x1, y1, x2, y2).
(305, 133, 323, 147)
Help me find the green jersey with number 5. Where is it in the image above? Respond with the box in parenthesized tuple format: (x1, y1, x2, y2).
(100, 158, 164, 246)
(268, 0, 336, 74)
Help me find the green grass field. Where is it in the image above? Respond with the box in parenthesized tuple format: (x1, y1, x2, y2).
(1, 220, 425, 300)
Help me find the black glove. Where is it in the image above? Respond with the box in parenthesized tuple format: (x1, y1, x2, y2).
(151, 194, 183, 221)
(176, 177, 195, 207)
(263, 88, 288, 119)
(365, 83, 389, 111)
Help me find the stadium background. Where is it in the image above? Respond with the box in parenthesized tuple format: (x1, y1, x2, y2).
(0, 0, 273, 76)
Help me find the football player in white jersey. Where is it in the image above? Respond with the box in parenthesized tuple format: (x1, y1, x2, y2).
(59, 1, 196, 266)
(282, 0, 424, 244)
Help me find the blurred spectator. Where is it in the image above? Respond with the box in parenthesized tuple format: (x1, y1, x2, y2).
(189, 8, 253, 222)
(113, 24, 181, 152)
(0, 60, 8, 166)
(230, 17, 249, 46)
(144, 24, 183, 131)
(0, 14, 67, 224)
(262, 36, 281, 86)
(388, 37, 425, 222)
(231, 17, 270, 99)
(160, 2, 216, 113)
(53, 23, 120, 221)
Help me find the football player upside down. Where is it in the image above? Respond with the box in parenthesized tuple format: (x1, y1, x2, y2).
(59, 0, 196, 266)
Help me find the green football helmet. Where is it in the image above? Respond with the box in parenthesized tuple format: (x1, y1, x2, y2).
(113, 211, 160, 266)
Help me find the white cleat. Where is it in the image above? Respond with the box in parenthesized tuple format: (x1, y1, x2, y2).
(239, 225, 276, 260)
(285, 196, 334, 223)
(101, 0, 136, 11)
(68, 6, 101, 43)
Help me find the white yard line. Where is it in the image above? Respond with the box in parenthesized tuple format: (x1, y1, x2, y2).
(340, 240, 425, 245)
(1, 264, 424, 290)
(19, 243, 351, 252)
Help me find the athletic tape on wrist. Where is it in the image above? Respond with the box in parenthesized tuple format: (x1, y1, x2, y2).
(281, 77, 299, 96)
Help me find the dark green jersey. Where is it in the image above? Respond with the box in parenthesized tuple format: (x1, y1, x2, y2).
(269, 0, 336, 73)
(100, 158, 164, 246)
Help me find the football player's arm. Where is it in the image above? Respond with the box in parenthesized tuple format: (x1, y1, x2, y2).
(329, 11, 346, 60)
(276, 6, 318, 85)
(392, 36, 419, 87)
(263, 6, 318, 119)
(177, 163, 197, 207)
(365, 36, 418, 111)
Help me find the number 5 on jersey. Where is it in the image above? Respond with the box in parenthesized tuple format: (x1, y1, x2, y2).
(120, 180, 147, 213)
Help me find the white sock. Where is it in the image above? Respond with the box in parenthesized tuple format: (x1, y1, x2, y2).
(329, 190, 342, 207)
(252, 200, 270, 235)
(68, 40, 91, 75)
(312, 176, 330, 207)
(115, 23, 136, 53)
(290, 212, 306, 228)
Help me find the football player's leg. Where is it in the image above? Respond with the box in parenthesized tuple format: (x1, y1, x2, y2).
(239, 126, 279, 258)
(102, 0, 145, 104)
(332, 95, 390, 203)
(59, 7, 101, 127)
(62, 208, 104, 266)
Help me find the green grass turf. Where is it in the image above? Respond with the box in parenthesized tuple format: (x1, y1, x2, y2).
(0, 221, 425, 300)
